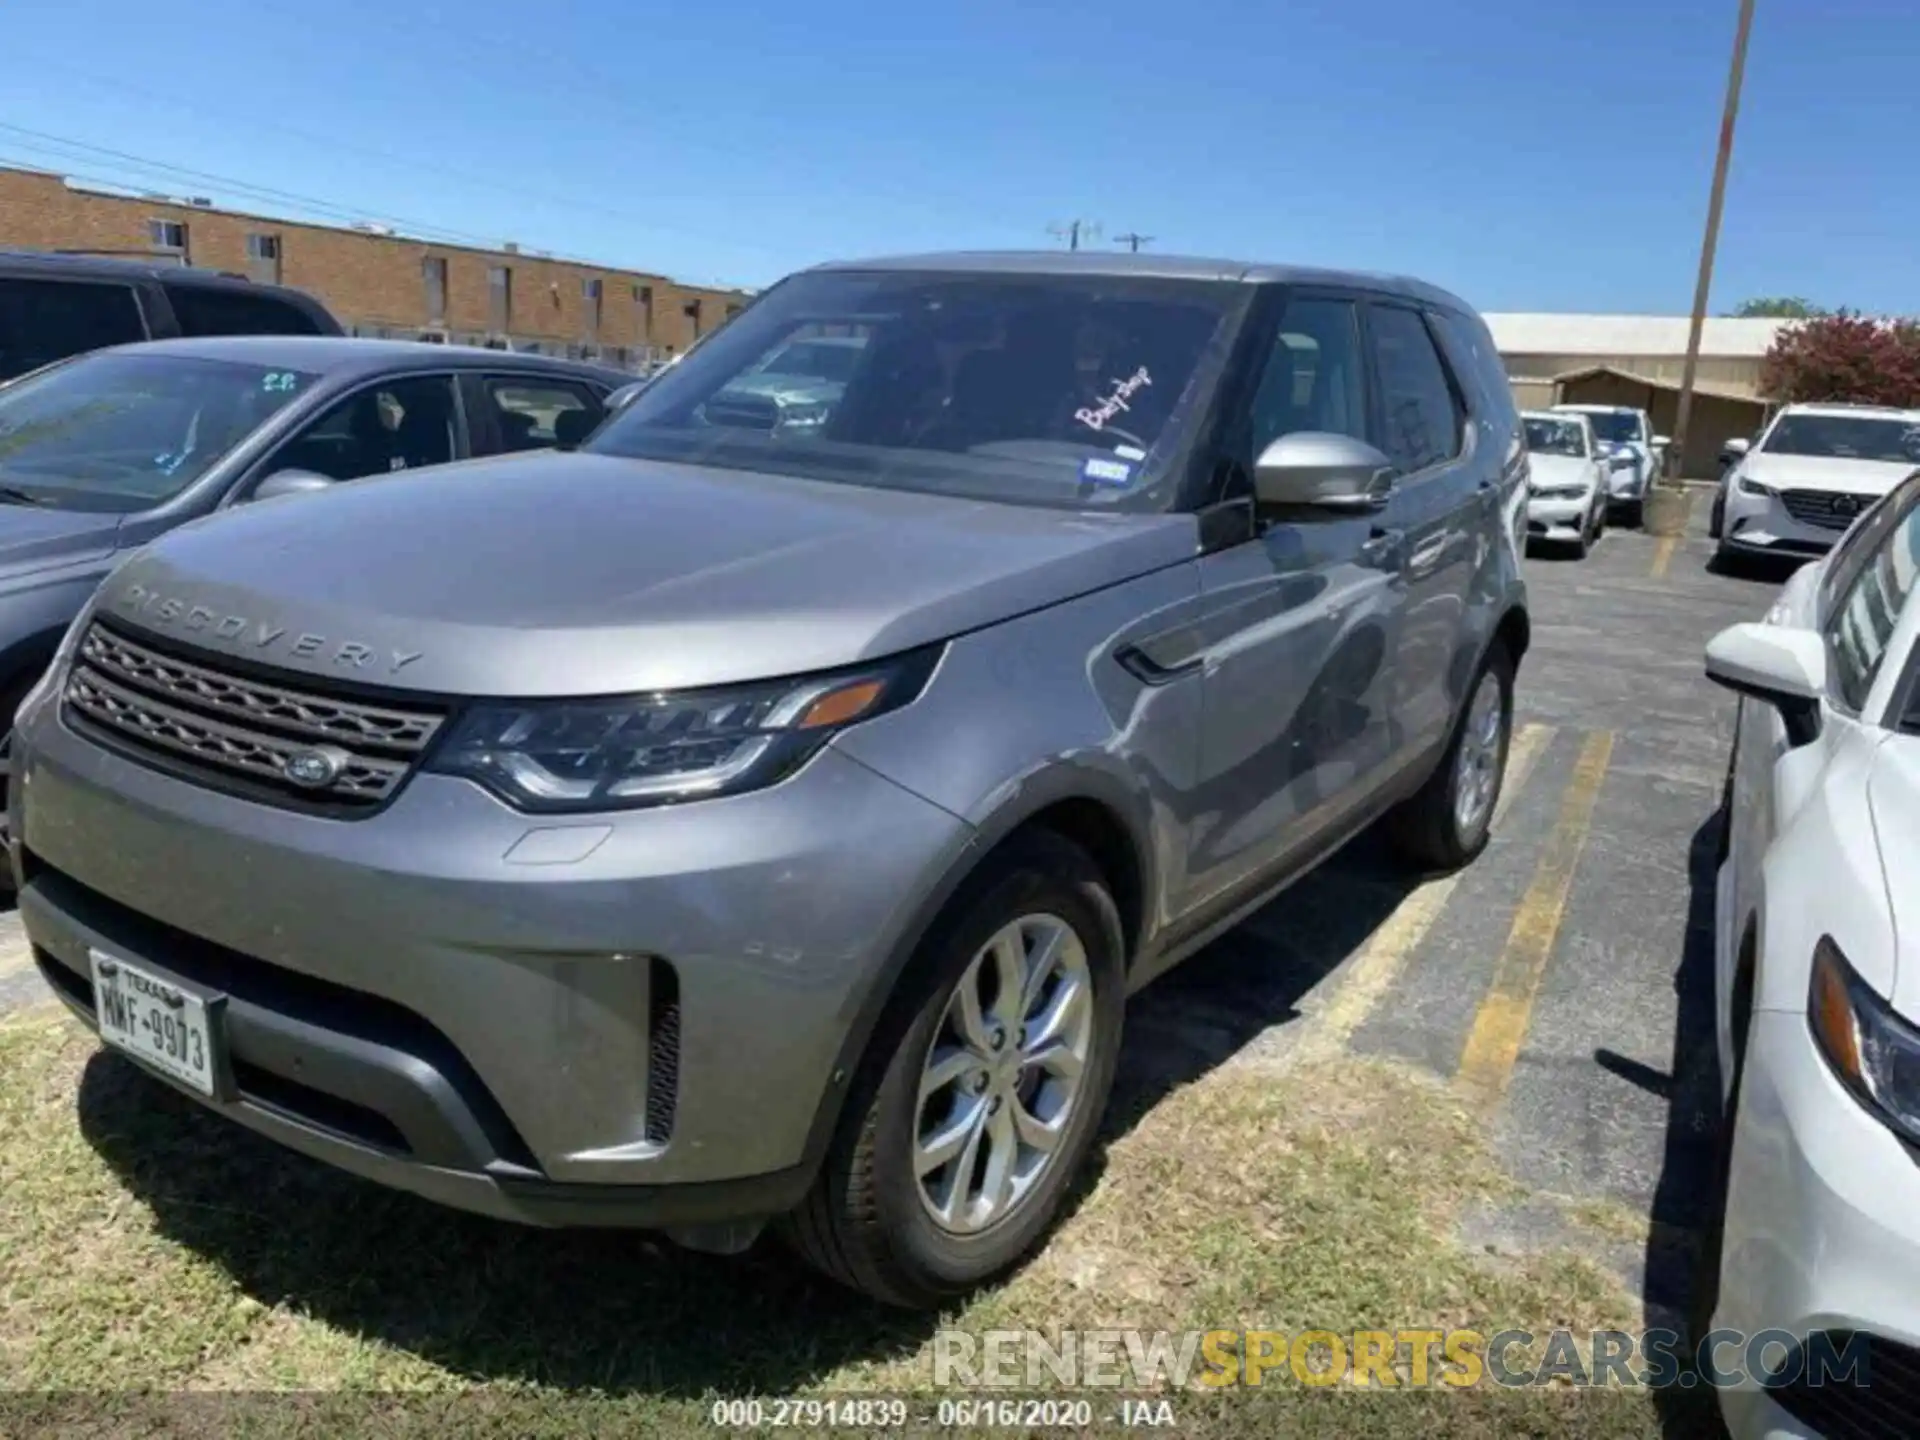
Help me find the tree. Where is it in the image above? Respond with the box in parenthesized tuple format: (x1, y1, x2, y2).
(1728, 297, 1831, 319)
(1760, 312, 1920, 407)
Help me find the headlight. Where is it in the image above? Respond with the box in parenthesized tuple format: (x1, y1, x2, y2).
(1736, 473, 1774, 496)
(425, 648, 940, 812)
(1607, 454, 1637, 472)
(1809, 938, 1920, 1141)
(778, 400, 830, 429)
(1530, 484, 1588, 499)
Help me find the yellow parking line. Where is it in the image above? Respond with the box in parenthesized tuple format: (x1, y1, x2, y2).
(1298, 722, 1555, 1060)
(1454, 729, 1615, 1110)
(1649, 536, 1678, 579)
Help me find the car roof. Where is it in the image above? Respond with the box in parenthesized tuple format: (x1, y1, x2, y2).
(1523, 409, 1588, 422)
(1777, 401, 1920, 421)
(804, 250, 1475, 311)
(93, 334, 629, 383)
(0, 247, 305, 295)
(1553, 403, 1642, 415)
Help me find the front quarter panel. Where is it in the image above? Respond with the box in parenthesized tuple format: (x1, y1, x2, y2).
(830, 559, 1204, 959)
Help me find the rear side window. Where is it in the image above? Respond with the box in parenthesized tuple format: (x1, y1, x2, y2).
(164, 284, 325, 337)
(481, 377, 606, 452)
(0, 278, 147, 380)
(1430, 308, 1517, 432)
(1369, 304, 1463, 473)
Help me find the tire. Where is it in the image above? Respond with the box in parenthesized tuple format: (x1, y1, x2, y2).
(1708, 492, 1725, 541)
(1626, 500, 1646, 529)
(1385, 642, 1515, 871)
(0, 670, 43, 887)
(782, 829, 1125, 1308)
(1689, 962, 1753, 1363)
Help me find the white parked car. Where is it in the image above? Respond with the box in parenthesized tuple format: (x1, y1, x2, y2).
(1553, 403, 1669, 526)
(1520, 410, 1608, 556)
(1716, 402, 1920, 567)
(1700, 469, 1920, 1437)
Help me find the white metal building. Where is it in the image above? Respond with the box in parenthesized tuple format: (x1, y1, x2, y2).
(1484, 313, 1788, 476)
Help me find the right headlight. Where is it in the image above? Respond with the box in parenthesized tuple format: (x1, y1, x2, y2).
(1736, 472, 1774, 496)
(1809, 937, 1920, 1142)
(425, 647, 940, 813)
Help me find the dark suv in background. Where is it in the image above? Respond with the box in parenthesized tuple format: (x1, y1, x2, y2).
(0, 251, 341, 382)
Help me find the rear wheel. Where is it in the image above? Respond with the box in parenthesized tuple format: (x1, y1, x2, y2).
(1385, 643, 1514, 870)
(783, 830, 1125, 1308)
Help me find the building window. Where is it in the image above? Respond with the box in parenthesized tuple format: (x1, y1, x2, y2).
(635, 283, 654, 339)
(583, 276, 604, 336)
(148, 219, 188, 256)
(684, 298, 702, 340)
(423, 256, 448, 323)
(244, 232, 281, 285)
(488, 265, 513, 334)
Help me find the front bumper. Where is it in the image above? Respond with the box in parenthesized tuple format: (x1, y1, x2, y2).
(12, 683, 970, 1228)
(1605, 461, 1648, 502)
(1525, 493, 1595, 542)
(1714, 1010, 1920, 1437)
(1720, 487, 1850, 559)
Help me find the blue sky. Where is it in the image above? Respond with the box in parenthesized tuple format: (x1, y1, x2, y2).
(4, 0, 1916, 313)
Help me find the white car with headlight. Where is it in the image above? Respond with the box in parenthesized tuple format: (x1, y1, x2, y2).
(1700, 469, 1920, 1437)
(1520, 410, 1607, 557)
(1717, 402, 1920, 568)
(1553, 403, 1668, 527)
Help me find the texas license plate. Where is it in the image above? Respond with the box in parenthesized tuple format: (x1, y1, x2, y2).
(89, 948, 220, 1097)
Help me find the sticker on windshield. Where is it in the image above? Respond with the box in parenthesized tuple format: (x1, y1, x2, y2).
(261, 371, 300, 393)
(1080, 456, 1135, 486)
(1113, 443, 1148, 461)
(1075, 367, 1152, 432)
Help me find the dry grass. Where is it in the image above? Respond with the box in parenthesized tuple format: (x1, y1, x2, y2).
(0, 1004, 1686, 1436)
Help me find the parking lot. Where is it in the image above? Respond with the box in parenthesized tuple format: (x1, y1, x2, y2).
(0, 501, 1777, 1435)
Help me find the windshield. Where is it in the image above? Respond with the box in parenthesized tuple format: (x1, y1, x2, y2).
(1524, 417, 1588, 457)
(1573, 410, 1641, 445)
(0, 353, 317, 512)
(1761, 414, 1920, 464)
(588, 269, 1246, 510)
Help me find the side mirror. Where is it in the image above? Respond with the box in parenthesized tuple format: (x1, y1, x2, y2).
(1252, 432, 1396, 514)
(605, 380, 648, 413)
(1722, 437, 1751, 458)
(1705, 621, 1825, 747)
(1652, 434, 1672, 448)
(252, 469, 337, 502)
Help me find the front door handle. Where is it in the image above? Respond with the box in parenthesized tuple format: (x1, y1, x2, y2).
(1359, 526, 1406, 568)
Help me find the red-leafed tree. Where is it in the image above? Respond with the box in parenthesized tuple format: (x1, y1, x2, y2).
(1760, 312, 1920, 407)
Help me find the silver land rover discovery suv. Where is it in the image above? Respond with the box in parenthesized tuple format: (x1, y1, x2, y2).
(12, 253, 1530, 1308)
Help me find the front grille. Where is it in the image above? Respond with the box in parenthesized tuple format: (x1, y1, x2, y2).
(1780, 488, 1870, 532)
(65, 623, 445, 809)
(1767, 1330, 1919, 1440)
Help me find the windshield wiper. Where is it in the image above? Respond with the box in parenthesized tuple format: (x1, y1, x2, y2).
(0, 485, 51, 507)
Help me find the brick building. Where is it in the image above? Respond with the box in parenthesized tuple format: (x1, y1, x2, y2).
(0, 164, 751, 369)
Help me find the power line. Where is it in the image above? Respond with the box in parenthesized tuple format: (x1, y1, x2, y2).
(10, 59, 794, 273)
(1112, 232, 1154, 253)
(0, 124, 506, 250)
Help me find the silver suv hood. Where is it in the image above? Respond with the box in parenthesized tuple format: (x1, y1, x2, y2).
(99, 453, 1197, 696)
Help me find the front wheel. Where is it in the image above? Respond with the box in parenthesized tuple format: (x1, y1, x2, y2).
(783, 830, 1125, 1308)
(1385, 644, 1514, 871)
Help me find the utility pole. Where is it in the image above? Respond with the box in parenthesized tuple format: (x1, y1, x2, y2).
(1660, 0, 1757, 525)
(1047, 220, 1102, 251)
(1113, 232, 1154, 253)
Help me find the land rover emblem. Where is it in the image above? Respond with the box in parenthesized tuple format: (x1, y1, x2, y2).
(283, 746, 349, 789)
